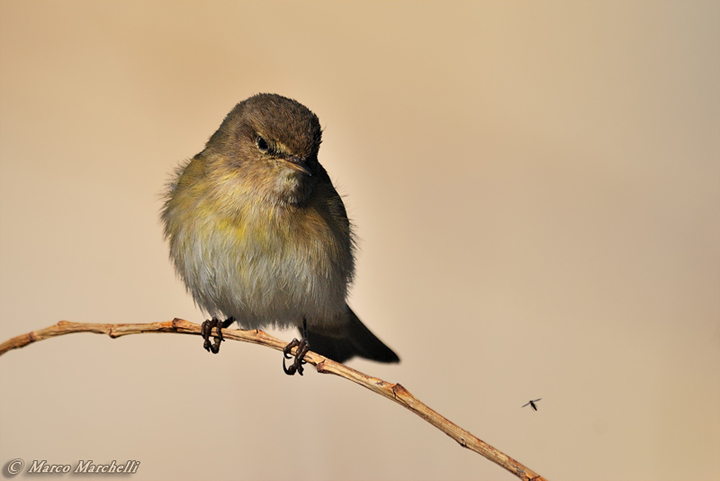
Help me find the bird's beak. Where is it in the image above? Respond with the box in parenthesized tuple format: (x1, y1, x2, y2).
(281, 157, 312, 176)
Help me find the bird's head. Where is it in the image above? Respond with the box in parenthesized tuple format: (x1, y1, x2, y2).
(204, 93, 323, 206)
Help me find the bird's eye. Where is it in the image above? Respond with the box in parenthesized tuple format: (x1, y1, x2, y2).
(256, 136, 269, 152)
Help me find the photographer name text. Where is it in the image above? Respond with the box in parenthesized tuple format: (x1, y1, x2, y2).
(27, 459, 140, 474)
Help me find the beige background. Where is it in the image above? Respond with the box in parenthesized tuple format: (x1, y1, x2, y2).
(1, 1, 718, 480)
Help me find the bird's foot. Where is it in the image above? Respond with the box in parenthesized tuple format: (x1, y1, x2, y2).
(201, 317, 235, 354)
(283, 318, 310, 375)
(283, 337, 310, 375)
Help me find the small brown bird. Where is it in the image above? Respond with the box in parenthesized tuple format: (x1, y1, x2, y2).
(162, 93, 399, 374)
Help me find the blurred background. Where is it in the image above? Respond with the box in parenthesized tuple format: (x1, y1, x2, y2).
(1, 1, 718, 480)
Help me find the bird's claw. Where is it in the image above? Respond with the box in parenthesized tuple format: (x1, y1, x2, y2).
(283, 337, 310, 376)
(201, 317, 224, 354)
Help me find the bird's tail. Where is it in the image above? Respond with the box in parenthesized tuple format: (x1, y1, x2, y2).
(304, 307, 400, 364)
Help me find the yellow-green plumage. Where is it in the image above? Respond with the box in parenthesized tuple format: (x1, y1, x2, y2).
(162, 94, 398, 364)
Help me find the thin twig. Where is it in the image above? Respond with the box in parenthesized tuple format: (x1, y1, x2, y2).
(0, 319, 547, 481)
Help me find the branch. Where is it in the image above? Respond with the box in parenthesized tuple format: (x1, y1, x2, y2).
(0, 319, 547, 481)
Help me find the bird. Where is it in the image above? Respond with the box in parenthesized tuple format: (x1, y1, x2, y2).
(161, 93, 399, 374)
(522, 399, 542, 411)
